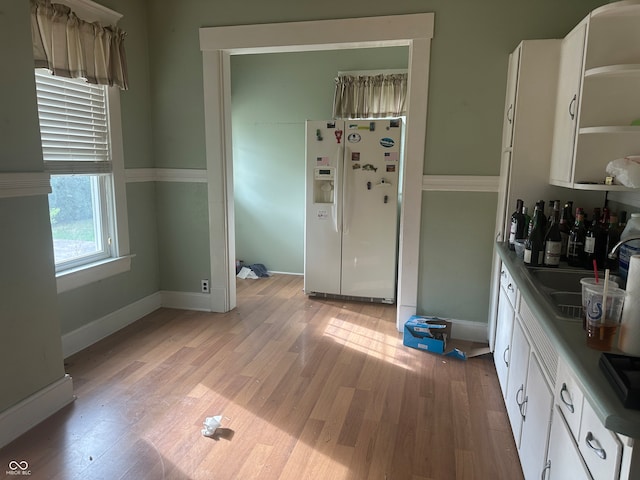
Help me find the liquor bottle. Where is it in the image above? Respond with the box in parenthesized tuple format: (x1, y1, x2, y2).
(543, 201, 562, 267)
(567, 207, 587, 268)
(584, 207, 602, 269)
(605, 212, 620, 271)
(559, 202, 572, 261)
(524, 201, 545, 267)
(508, 199, 525, 250)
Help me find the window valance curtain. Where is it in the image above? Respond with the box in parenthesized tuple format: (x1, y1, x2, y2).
(31, 0, 128, 90)
(332, 73, 407, 119)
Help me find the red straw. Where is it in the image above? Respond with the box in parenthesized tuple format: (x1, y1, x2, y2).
(593, 259, 599, 284)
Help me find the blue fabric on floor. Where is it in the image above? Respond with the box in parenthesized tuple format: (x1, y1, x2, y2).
(249, 264, 270, 277)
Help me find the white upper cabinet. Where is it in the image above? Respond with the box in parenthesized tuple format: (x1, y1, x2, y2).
(549, 22, 586, 187)
(550, 0, 640, 190)
(497, 40, 561, 238)
(502, 46, 521, 151)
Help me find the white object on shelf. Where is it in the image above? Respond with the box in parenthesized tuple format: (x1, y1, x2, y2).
(606, 156, 640, 188)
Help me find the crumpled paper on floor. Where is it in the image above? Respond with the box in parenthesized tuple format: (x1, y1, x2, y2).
(201, 415, 222, 437)
(236, 266, 258, 279)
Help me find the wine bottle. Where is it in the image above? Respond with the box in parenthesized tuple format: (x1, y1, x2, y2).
(567, 207, 587, 268)
(559, 201, 572, 261)
(566, 201, 575, 226)
(508, 199, 525, 250)
(547, 200, 557, 223)
(543, 201, 562, 267)
(584, 207, 602, 269)
(524, 201, 545, 267)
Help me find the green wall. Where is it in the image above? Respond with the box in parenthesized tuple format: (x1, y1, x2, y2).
(231, 48, 408, 273)
(418, 192, 497, 321)
(156, 182, 211, 292)
(0, 0, 65, 412)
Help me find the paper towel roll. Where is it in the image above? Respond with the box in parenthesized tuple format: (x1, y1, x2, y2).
(618, 254, 640, 355)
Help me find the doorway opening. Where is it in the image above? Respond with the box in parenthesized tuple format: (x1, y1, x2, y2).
(199, 13, 434, 330)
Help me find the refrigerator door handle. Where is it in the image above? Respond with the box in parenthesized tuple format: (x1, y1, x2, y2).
(333, 144, 343, 234)
(342, 145, 350, 235)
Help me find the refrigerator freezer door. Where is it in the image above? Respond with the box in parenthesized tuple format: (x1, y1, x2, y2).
(304, 120, 344, 295)
(340, 119, 401, 300)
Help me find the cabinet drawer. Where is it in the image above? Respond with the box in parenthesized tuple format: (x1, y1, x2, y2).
(555, 359, 584, 442)
(499, 265, 517, 307)
(578, 400, 622, 480)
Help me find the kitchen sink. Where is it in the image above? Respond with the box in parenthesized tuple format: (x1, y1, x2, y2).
(528, 267, 591, 293)
(548, 291, 583, 321)
(527, 267, 622, 322)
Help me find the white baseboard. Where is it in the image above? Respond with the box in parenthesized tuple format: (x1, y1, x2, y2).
(62, 292, 162, 358)
(160, 290, 212, 311)
(449, 318, 489, 343)
(0, 374, 74, 449)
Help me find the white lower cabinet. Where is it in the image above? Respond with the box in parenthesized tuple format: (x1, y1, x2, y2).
(519, 355, 554, 480)
(505, 320, 531, 446)
(494, 283, 515, 398)
(546, 405, 592, 480)
(503, 315, 554, 480)
(492, 262, 637, 480)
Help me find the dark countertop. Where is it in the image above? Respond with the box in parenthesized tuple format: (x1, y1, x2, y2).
(496, 242, 640, 439)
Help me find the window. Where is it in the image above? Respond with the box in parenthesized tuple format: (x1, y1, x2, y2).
(35, 69, 130, 289)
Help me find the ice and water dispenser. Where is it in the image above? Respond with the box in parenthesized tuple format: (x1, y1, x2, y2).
(313, 166, 335, 204)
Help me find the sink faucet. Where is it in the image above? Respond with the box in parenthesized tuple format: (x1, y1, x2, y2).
(608, 235, 640, 259)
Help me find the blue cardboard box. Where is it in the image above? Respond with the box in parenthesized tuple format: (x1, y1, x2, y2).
(403, 315, 467, 360)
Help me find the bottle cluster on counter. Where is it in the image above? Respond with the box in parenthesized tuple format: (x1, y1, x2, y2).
(508, 198, 635, 275)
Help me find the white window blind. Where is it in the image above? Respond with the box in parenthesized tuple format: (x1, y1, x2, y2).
(35, 70, 112, 173)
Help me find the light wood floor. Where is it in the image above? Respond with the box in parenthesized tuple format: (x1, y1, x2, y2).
(0, 275, 523, 480)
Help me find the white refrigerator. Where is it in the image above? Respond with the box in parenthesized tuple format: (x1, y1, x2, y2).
(304, 119, 402, 303)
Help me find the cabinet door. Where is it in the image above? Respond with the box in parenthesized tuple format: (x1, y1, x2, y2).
(502, 45, 521, 150)
(505, 320, 530, 447)
(550, 22, 586, 186)
(494, 287, 515, 399)
(578, 400, 622, 480)
(547, 406, 592, 480)
(519, 354, 553, 480)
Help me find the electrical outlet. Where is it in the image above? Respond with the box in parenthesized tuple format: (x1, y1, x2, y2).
(201, 279, 210, 293)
